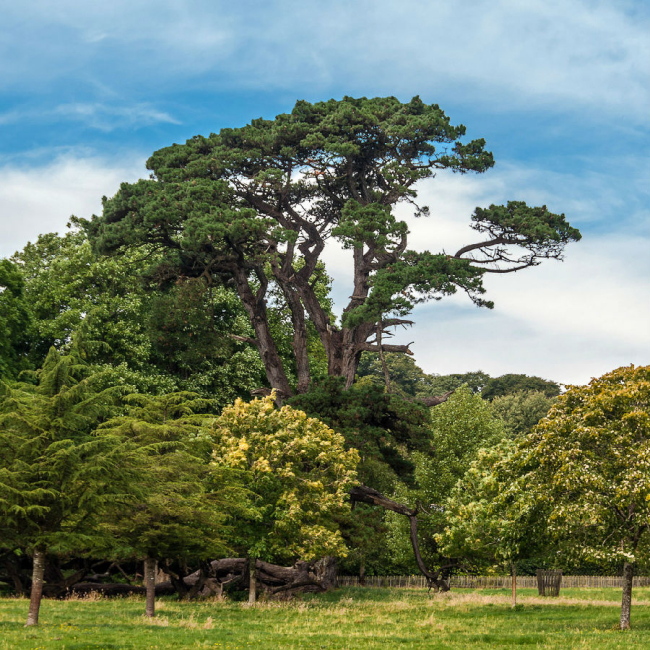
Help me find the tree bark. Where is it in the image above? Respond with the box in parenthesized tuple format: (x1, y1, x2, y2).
(248, 559, 257, 604)
(144, 557, 157, 618)
(232, 266, 294, 396)
(620, 562, 634, 630)
(511, 562, 517, 608)
(350, 485, 450, 591)
(25, 548, 46, 627)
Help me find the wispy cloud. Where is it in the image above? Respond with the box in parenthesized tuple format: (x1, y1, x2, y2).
(0, 0, 647, 123)
(0, 102, 180, 131)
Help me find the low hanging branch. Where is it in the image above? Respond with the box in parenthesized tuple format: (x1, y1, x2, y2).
(349, 485, 452, 592)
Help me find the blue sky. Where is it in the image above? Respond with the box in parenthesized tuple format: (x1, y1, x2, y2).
(1, 0, 648, 385)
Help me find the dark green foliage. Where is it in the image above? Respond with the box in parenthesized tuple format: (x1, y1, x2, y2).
(287, 377, 431, 490)
(0, 260, 31, 380)
(97, 392, 234, 563)
(424, 371, 492, 395)
(482, 374, 560, 400)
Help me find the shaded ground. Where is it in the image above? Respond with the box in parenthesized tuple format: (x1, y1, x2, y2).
(1, 586, 649, 649)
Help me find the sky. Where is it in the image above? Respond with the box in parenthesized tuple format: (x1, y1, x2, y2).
(1, 0, 648, 386)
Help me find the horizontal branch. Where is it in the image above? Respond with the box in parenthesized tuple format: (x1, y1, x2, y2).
(359, 342, 414, 355)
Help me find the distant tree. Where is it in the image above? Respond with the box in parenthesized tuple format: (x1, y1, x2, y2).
(384, 386, 507, 583)
(90, 96, 580, 395)
(356, 352, 433, 397)
(491, 390, 557, 437)
(0, 344, 143, 626)
(508, 365, 650, 629)
(481, 374, 560, 400)
(209, 394, 358, 602)
(423, 371, 492, 396)
(0, 260, 31, 380)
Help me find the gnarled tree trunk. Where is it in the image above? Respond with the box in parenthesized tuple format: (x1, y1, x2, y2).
(350, 485, 451, 592)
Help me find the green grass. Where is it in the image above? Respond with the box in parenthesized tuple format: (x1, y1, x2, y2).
(1, 587, 649, 649)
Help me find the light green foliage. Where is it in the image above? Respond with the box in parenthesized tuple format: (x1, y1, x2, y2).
(209, 395, 359, 562)
(13, 226, 153, 371)
(437, 441, 547, 569)
(491, 390, 557, 437)
(385, 386, 508, 570)
(0, 344, 144, 556)
(516, 365, 650, 567)
(0, 260, 31, 380)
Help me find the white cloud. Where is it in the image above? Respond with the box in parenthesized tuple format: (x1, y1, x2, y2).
(322, 160, 650, 385)
(0, 102, 179, 131)
(0, 152, 147, 258)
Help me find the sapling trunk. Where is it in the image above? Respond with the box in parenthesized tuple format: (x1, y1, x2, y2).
(248, 559, 257, 604)
(144, 557, 157, 618)
(511, 562, 517, 608)
(620, 562, 634, 630)
(25, 548, 46, 627)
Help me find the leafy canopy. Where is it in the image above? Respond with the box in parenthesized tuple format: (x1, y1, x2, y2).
(209, 395, 359, 562)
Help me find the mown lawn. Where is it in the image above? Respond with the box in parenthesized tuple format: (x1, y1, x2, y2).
(1, 586, 649, 649)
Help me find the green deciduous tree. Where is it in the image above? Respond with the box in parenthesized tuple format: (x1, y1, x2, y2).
(491, 390, 557, 437)
(384, 386, 507, 582)
(208, 394, 358, 602)
(512, 365, 650, 629)
(481, 374, 560, 400)
(90, 96, 580, 396)
(11, 224, 265, 404)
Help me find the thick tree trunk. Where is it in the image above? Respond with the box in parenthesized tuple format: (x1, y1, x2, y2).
(248, 559, 257, 604)
(25, 548, 46, 627)
(232, 267, 294, 396)
(144, 557, 157, 618)
(620, 562, 634, 630)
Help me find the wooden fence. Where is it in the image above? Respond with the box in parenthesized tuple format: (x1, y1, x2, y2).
(337, 575, 650, 589)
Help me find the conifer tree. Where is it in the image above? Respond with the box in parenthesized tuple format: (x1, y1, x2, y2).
(97, 392, 238, 617)
(0, 343, 144, 626)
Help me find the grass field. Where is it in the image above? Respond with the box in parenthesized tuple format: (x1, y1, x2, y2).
(1, 586, 649, 649)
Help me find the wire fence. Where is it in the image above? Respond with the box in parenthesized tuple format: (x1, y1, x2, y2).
(337, 575, 650, 589)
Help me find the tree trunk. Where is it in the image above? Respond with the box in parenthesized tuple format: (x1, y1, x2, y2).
(350, 485, 451, 592)
(144, 557, 157, 618)
(620, 562, 634, 630)
(511, 562, 517, 608)
(25, 548, 46, 627)
(248, 559, 257, 604)
(359, 556, 366, 586)
(232, 267, 293, 397)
